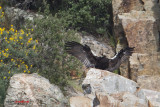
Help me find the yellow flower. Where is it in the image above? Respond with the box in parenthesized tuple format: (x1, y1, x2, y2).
(24, 70, 26, 73)
(26, 52, 28, 56)
(3, 76, 6, 79)
(9, 37, 14, 41)
(8, 71, 10, 74)
(25, 65, 28, 69)
(28, 38, 32, 43)
(30, 65, 33, 67)
(21, 43, 23, 45)
(28, 71, 30, 73)
(14, 33, 17, 36)
(33, 45, 36, 50)
(20, 29, 24, 34)
(19, 36, 23, 39)
(0, 6, 1, 10)
(11, 59, 14, 61)
(5, 48, 9, 52)
(36, 40, 38, 43)
(10, 27, 14, 32)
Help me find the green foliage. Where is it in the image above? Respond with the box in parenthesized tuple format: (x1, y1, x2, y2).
(56, 0, 112, 36)
(0, 7, 38, 105)
(31, 14, 82, 88)
(0, 79, 7, 106)
(113, 69, 119, 74)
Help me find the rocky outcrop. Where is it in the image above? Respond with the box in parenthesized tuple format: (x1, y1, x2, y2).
(4, 73, 67, 107)
(112, 0, 160, 80)
(137, 75, 160, 92)
(70, 68, 160, 107)
(119, 10, 160, 80)
(5, 7, 43, 30)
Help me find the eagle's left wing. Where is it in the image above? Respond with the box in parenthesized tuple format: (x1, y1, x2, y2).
(108, 47, 134, 72)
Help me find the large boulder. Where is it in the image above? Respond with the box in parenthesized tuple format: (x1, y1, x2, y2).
(137, 75, 160, 92)
(82, 69, 138, 95)
(112, 0, 160, 80)
(4, 73, 67, 107)
(70, 68, 160, 107)
(119, 10, 160, 81)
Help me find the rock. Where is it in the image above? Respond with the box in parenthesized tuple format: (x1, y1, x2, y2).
(64, 84, 84, 98)
(119, 10, 160, 81)
(96, 92, 147, 107)
(137, 75, 160, 92)
(137, 89, 160, 107)
(4, 73, 67, 107)
(82, 68, 138, 95)
(70, 68, 160, 107)
(112, 0, 160, 80)
(112, 0, 144, 44)
(112, 0, 144, 40)
(5, 7, 43, 30)
(70, 96, 92, 107)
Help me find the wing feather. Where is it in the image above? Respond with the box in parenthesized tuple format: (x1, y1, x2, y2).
(65, 41, 96, 68)
(108, 47, 134, 72)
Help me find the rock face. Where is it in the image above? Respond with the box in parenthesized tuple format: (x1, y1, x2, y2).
(137, 75, 160, 92)
(112, 0, 160, 80)
(119, 10, 160, 80)
(5, 7, 43, 30)
(4, 73, 67, 107)
(70, 68, 160, 107)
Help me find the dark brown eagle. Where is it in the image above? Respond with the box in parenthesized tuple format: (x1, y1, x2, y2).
(65, 41, 134, 72)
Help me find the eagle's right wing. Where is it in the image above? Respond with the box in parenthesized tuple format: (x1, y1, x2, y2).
(65, 41, 96, 68)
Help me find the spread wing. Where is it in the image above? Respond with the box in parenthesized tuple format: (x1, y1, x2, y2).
(65, 41, 96, 68)
(108, 47, 135, 72)
(118, 47, 135, 63)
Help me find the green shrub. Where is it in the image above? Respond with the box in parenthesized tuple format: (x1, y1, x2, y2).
(0, 6, 38, 105)
(31, 13, 82, 88)
(56, 0, 112, 36)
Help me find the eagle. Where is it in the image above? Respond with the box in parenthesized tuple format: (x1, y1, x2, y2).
(65, 41, 134, 72)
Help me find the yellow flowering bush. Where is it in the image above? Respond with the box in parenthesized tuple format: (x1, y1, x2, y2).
(0, 7, 38, 80)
